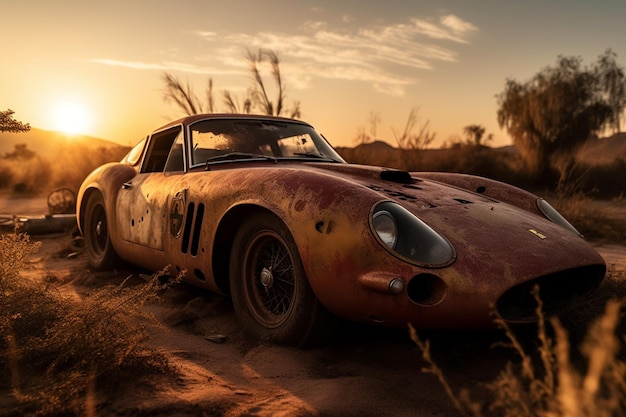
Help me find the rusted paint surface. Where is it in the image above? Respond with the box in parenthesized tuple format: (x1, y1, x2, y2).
(77, 115, 606, 330)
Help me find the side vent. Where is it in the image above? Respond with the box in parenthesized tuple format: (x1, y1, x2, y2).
(181, 202, 195, 254)
(191, 203, 205, 256)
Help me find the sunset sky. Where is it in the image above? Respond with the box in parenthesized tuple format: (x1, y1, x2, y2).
(2, 1, 625, 148)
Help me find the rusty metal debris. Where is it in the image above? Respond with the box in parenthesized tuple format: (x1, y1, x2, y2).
(0, 188, 78, 235)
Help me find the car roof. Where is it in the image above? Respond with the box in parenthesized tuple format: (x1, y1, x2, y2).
(154, 113, 312, 133)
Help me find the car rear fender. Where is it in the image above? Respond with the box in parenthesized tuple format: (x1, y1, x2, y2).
(76, 163, 137, 235)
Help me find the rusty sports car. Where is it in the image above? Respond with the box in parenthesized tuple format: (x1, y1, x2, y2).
(77, 114, 606, 346)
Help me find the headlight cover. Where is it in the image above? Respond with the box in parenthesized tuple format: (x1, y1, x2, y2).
(372, 210, 398, 249)
(537, 198, 584, 238)
(370, 201, 455, 267)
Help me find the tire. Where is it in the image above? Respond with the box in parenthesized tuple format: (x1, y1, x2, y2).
(229, 213, 333, 347)
(84, 192, 118, 270)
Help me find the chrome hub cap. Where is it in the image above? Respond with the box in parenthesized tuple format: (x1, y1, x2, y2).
(260, 267, 274, 288)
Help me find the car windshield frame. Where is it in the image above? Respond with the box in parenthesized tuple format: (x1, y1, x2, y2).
(187, 118, 345, 168)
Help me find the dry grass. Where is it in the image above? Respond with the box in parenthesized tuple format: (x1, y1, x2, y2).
(412, 283, 626, 417)
(552, 193, 626, 244)
(0, 233, 178, 416)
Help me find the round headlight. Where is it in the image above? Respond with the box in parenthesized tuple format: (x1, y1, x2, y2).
(537, 198, 584, 238)
(372, 210, 398, 249)
(370, 201, 455, 267)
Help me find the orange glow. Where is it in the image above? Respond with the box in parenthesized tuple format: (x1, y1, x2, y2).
(51, 100, 92, 135)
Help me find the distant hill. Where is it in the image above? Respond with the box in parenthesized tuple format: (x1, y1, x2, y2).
(576, 133, 626, 165)
(337, 133, 626, 168)
(0, 128, 126, 157)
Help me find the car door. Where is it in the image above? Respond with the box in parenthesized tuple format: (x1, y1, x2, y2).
(116, 126, 184, 250)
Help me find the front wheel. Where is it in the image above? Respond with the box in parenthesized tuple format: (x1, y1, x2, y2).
(229, 213, 333, 347)
(84, 192, 118, 270)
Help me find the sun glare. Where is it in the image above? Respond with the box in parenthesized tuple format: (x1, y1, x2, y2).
(52, 100, 92, 135)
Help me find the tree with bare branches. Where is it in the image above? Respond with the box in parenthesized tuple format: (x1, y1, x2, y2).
(161, 74, 215, 115)
(246, 49, 301, 118)
(161, 48, 300, 118)
(354, 111, 381, 145)
(392, 108, 436, 170)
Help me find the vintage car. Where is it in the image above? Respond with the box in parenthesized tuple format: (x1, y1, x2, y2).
(77, 114, 606, 346)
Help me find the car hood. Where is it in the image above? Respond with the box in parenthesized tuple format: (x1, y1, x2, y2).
(305, 162, 605, 275)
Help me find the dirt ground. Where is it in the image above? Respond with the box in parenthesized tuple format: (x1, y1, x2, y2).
(3, 194, 626, 416)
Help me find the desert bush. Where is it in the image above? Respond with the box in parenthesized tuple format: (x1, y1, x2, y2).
(0, 233, 176, 416)
(0, 144, 128, 196)
(552, 193, 626, 244)
(49, 144, 129, 191)
(412, 286, 626, 417)
(582, 158, 626, 198)
(0, 156, 53, 193)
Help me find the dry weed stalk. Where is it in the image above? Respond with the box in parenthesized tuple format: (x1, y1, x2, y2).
(412, 287, 626, 417)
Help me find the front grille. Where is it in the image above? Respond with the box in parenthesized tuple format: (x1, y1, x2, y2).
(495, 265, 606, 322)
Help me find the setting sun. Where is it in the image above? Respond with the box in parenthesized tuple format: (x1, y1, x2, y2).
(52, 100, 91, 135)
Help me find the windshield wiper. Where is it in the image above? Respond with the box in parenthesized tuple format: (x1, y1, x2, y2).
(291, 152, 341, 163)
(292, 152, 333, 160)
(204, 152, 277, 169)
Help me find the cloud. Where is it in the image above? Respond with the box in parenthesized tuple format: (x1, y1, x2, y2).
(90, 58, 243, 76)
(441, 14, 478, 36)
(94, 14, 477, 97)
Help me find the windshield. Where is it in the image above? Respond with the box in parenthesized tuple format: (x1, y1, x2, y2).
(189, 118, 345, 166)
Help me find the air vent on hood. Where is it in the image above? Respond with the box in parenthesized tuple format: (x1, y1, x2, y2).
(380, 170, 413, 184)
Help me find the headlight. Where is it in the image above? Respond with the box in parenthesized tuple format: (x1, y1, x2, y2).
(370, 202, 455, 267)
(536, 198, 584, 238)
(372, 210, 398, 249)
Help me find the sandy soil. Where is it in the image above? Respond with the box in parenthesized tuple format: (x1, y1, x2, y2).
(3, 194, 626, 416)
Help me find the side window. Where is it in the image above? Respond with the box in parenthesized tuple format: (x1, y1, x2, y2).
(141, 127, 182, 173)
(121, 138, 147, 166)
(164, 131, 185, 172)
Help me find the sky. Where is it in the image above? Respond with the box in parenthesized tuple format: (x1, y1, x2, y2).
(2, 0, 626, 148)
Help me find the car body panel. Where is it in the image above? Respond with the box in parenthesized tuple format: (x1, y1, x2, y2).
(77, 114, 606, 331)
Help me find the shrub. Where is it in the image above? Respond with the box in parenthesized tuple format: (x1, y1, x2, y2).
(0, 233, 176, 416)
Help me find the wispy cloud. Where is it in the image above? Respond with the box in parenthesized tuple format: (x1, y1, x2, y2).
(94, 14, 477, 97)
(90, 58, 244, 76)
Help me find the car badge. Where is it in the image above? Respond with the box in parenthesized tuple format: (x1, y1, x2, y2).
(528, 229, 547, 240)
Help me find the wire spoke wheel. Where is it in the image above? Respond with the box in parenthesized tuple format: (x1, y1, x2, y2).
(243, 230, 296, 328)
(84, 192, 118, 270)
(230, 212, 333, 347)
(89, 203, 108, 255)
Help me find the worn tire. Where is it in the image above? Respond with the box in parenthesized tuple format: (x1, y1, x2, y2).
(229, 213, 333, 347)
(84, 192, 118, 270)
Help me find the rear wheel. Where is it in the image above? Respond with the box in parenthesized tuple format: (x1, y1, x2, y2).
(84, 192, 118, 270)
(229, 213, 332, 347)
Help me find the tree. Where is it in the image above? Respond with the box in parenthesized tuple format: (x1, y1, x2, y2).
(162, 48, 300, 118)
(246, 49, 301, 118)
(4, 143, 35, 160)
(353, 111, 381, 145)
(161, 73, 215, 114)
(0, 109, 30, 133)
(462, 124, 492, 147)
(596, 49, 626, 134)
(497, 52, 624, 180)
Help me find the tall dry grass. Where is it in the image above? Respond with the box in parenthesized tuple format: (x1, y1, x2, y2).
(0, 233, 177, 416)
(412, 285, 626, 417)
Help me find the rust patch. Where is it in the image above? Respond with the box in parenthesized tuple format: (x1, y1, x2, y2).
(294, 200, 306, 212)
